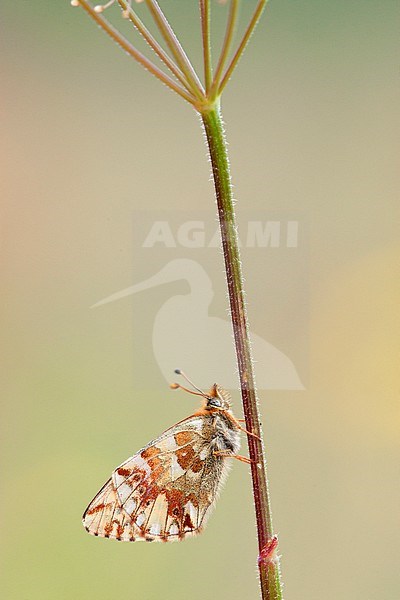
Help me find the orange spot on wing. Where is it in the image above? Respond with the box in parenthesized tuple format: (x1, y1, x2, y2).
(176, 445, 196, 469)
(165, 489, 185, 518)
(117, 468, 132, 477)
(141, 446, 161, 460)
(183, 513, 195, 530)
(131, 471, 142, 483)
(174, 431, 195, 446)
(190, 457, 204, 473)
(147, 456, 162, 471)
(87, 503, 105, 515)
(142, 483, 160, 504)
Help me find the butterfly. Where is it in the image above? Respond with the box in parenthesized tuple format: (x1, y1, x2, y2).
(82, 370, 257, 543)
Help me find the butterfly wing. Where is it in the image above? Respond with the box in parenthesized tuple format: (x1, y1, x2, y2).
(83, 478, 139, 541)
(83, 414, 231, 542)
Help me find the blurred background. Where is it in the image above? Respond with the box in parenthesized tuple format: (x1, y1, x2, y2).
(1, 1, 399, 599)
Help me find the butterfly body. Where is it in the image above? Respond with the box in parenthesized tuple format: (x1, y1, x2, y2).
(83, 383, 242, 542)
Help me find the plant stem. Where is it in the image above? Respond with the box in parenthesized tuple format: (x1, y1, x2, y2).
(201, 105, 283, 600)
(146, 0, 205, 99)
(209, 0, 239, 99)
(199, 0, 212, 93)
(117, 0, 194, 95)
(76, 0, 196, 104)
(219, 0, 268, 95)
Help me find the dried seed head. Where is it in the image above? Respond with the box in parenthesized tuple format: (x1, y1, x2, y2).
(71, 0, 268, 109)
(94, 1, 116, 13)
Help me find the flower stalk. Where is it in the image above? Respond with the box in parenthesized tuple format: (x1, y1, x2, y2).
(201, 105, 282, 600)
(72, 2, 282, 598)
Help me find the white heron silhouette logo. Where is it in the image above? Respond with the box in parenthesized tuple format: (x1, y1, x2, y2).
(92, 259, 304, 390)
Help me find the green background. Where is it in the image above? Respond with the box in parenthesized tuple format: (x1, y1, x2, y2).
(1, 1, 399, 599)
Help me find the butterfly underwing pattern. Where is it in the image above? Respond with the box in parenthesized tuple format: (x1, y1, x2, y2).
(82, 372, 253, 543)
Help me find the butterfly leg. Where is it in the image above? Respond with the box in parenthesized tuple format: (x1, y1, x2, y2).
(213, 450, 254, 465)
(226, 413, 262, 441)
(236, 423, 262, 441)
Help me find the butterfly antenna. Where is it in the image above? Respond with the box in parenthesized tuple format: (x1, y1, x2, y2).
(171, 369, 207, 397)
(174, 369, 206, 395)
(170, 383, 204, 397)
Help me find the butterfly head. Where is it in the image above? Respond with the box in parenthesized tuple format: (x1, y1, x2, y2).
(205, 384, 231, 411)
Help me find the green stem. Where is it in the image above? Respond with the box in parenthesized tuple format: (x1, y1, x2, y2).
(201, 105, 283, 600)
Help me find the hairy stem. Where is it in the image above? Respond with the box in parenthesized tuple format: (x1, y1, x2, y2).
(201, 105, 283, 600)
